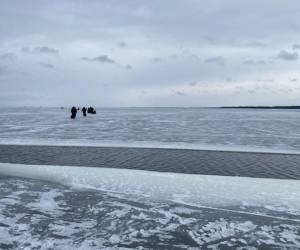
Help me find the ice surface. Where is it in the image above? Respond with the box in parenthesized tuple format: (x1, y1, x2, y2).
(1, 107, 300, 153)
(1, 163, 300, 212)
(28, 190, 64, 214)
(2, 107, 300, 248)
(1, 168, 300, 249)
(0, 169, 300, 250)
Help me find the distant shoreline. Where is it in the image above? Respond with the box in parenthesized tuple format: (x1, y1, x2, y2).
(3, 106, 300, 109)
(220, 106, 300, 109)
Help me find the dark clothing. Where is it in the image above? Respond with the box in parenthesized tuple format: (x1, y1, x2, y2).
(82, 107, 87, 116)
(88, 107, 96, 114)
(71, 106, 77, 119)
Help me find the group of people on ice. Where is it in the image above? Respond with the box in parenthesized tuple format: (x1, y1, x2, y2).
(70, 106, 96, 119)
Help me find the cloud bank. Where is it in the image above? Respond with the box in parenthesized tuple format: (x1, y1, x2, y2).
(1, 0, 300, 106)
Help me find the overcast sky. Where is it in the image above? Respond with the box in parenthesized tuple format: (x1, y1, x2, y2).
(1, 0, 300, 107)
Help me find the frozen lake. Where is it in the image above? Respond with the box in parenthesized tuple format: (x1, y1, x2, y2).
(1, 107, 300, 249)
(1, 107, 300, 153)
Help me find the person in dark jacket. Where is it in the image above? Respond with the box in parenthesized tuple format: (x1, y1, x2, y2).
(88, 106, 96, 114)
(70, 106, 77, 119)
(82, 107, 87, 116)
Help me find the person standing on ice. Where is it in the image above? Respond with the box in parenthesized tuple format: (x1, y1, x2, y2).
(82, 107, 87, 116)
(88, 106, 96, 114)
(70, 106, 77, 119)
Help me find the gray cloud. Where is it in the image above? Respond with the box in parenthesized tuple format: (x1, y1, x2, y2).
(81, 55, 132, 70)
(119, 41, 127, 48)
(189, 81, 197, 86)
(81, 55, 116, 64)
(175, 91, 186, 96)
(248, 89, 256, 95)
(291, 25, 300, 32)
(40, 63, 55, 69)
(152, 53, 200, 64)
(276, 50, 298, 60)
(0, 65, 7, 74)
(21, 47, 30, 53)
(2, 1, 300, 106)
(21, 46, 59, 55)
(124, 64, 132, 70)
(204, 56, 225, 66)
(289, 78, 298, 82)
(152, 57, 164, 63)
(34, 46, 59, 54)
(0, 53, 17, 60)
(257, 60, 266, 64)
(292, 44, 300, 50)
(243, 59, 266, 65)
(243, 60, 255, 65)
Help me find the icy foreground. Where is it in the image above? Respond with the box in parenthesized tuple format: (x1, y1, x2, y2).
(1, 163, 300, 249)
(1, 163, 300, 209)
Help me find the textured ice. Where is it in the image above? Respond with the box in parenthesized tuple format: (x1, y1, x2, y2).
(1, 107, 300, 153)
(2, 107, 300, 248)
(27, 190, 64, 214)
(1, 174, 300, 249)
(1, 163, 300, 214)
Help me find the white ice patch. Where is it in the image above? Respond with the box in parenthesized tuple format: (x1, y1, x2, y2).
(189, 219, 257, 245)
(1, 163, 300, 212)
(27, 190, 63, 214)
(48, 220, 97, 237)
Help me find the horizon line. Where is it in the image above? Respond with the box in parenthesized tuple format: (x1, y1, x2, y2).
(2, 105, 300, 109)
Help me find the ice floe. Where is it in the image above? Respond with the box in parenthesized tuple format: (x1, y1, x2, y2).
(1, 163, 300, 211)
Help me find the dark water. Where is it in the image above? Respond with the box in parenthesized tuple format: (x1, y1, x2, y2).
(1, 144, 300, 179)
